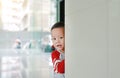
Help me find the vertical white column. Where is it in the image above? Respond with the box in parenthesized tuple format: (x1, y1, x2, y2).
(66, 0, 108, 78)
(108, 0, 120, 78)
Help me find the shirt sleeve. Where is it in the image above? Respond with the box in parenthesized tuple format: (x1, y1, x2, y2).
(51, 51, 65, 73)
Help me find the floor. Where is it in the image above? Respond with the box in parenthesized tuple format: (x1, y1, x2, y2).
(0, 49, 53, 78)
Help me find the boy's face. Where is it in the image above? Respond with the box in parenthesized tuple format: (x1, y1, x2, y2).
(51, 27, 65, 52)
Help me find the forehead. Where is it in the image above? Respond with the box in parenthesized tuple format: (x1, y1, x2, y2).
(51, 27, 64, 36)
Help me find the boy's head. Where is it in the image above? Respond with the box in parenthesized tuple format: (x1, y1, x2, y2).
(51, 22, 65, 53)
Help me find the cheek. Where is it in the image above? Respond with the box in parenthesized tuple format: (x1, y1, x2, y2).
(52, 42, 56, 46)
(62, 40, 65, 45)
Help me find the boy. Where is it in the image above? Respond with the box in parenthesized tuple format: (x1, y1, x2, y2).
(51, 22, 65, 78)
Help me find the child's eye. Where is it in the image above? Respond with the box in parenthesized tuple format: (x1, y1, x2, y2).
(60, 37, 63, 39)
(52, 38, 56, 40)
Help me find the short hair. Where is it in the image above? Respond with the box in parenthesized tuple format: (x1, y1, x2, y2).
(51, 22, 64, 31)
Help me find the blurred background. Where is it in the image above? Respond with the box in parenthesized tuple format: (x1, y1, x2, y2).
(0, 0, 64, 78)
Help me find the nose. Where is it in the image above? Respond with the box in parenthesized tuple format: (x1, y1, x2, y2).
(56, 38, 60, 43)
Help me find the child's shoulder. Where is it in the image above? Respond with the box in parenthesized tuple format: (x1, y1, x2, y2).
(51, 50, 60, 55)
(51, 50, 61, 58)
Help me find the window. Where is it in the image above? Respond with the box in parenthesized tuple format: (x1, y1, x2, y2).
(0, 0, 57, 32)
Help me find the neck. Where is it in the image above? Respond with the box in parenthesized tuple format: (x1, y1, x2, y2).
(58, 50, 64, 53)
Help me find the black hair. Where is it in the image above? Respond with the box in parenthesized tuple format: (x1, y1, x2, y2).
(51, 22, 64, 31)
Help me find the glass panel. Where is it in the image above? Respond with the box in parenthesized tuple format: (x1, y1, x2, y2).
(0, 0, 57, 32)
(0, 0, 60, 78)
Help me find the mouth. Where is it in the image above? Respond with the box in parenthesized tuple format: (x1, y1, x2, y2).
(56, 44, 62, 48)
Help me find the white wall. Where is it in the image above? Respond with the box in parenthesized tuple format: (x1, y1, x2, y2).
(66, 0, 120, 78)
(108, 0, 120, 78)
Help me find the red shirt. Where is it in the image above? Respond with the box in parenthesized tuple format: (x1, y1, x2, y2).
(51, 50, 65, 73)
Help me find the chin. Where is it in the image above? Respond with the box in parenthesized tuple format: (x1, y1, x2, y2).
(56, 48, 62, 51)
